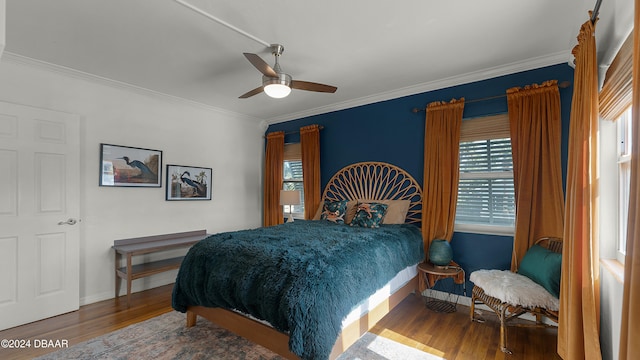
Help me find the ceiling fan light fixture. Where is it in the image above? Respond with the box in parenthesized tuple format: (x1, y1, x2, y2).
(240, 45, 336, 99)
(264, 83, 291, 98)
(263, 74, 292, 98)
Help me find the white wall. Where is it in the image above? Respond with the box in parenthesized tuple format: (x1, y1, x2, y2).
(0, 56, 265, 305)
(598, 118, 624, 360)
(600, 265, 624, 360)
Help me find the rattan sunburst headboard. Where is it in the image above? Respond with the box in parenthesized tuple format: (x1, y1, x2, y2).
(321, 161, 423, 224)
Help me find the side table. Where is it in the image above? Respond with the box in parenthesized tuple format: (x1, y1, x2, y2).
(417, 261, 466, 313)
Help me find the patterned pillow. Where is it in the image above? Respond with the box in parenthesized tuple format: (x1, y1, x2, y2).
(350, 202, 388, 228)
(320, 200, 348, 224)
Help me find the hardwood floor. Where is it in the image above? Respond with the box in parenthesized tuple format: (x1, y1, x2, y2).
(0, 285, 174, 360)
(371, 295, 561, 360)
(0, 284, 560, 360)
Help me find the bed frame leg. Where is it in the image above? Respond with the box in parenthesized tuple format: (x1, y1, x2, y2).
(186, 311, 197, 327)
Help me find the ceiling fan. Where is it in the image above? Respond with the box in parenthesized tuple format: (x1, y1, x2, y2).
(239, 44, 337, 99)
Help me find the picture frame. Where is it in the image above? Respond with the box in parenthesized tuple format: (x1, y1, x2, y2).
(166, 165, 212, 201)
(99, 143, 162, 187)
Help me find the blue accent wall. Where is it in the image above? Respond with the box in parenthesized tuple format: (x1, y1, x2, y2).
(267, 63, 574, 296)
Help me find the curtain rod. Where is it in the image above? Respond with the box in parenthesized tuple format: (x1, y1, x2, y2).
(411, 80, 572, 113)
(264, 125, 324, 138)
(591, 0, 602, 24)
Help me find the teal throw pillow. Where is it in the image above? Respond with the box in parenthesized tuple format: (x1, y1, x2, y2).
(320, 200, 348, 224)
(350, 202, 388, 228)
(517, 244, 562, 298)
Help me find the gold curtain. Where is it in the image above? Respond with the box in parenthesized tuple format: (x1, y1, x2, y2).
(421, 98, 465, 258)
(506, 81, 565, 271)
(557, 16, 602, 360)
(619, 0, 640, 357)
(300, 124, 321, 220)
(263, 131, 284, 227)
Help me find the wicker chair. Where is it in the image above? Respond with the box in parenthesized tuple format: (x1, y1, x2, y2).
(469, 237, 562, 354)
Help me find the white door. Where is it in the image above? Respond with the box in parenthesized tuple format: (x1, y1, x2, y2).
(0, 101, 80, 330)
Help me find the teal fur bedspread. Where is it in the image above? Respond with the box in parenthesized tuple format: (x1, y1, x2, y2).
(172, 220, 424, 360)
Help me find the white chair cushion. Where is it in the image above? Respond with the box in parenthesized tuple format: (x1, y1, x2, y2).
(470, 269, 559, 311)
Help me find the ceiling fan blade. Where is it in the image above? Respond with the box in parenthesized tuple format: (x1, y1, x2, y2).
(291, 80, 337, 93)
(243, 53, 277, 78)
(239, 86, 264, 99)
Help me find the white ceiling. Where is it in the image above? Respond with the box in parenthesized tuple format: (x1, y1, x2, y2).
(3, 0, 634, 124)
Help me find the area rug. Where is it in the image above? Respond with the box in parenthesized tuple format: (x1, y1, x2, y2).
(35, 311, 440, 360)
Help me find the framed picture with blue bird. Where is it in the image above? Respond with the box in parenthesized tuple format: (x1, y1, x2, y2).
(99, 143, 162, 187)
(166, 165, 212, 201)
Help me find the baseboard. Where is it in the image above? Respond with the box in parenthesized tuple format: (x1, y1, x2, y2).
(80, 276, 176, 306)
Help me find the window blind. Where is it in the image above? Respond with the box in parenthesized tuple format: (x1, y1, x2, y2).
(283, 143, 301, 161)
(599, 32, 633, 121)
(460, 114, 510, 142)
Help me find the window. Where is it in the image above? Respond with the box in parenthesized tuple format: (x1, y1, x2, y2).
(455, 114, 515, 235)
(599, 32, 632, 266)
(617, 106, 632, 262)
(283, 160, 304, 215)
(283, 143, 304, 218)
(456, 138, 515, 234)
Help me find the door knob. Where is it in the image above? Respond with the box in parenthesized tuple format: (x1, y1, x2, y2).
(57, 218, 79, 225)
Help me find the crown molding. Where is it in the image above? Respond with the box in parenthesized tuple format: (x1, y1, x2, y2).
(265, 51, 570, 125)
(1, 52, 262, 124)
(2, 50, 570, 128)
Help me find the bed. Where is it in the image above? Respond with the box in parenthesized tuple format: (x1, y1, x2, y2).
(172, 161, 424, 360)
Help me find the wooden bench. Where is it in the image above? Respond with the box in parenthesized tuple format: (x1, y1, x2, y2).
(112, 229, 209, 307)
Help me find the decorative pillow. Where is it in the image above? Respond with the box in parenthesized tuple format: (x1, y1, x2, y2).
(313, 200, 356, 222)
(350, 202, 388, 228)
(517, 244, 562, 298)
(358, 199, 410, 224)
(319, 200, 348, 224)
(343, 200, 358, 224)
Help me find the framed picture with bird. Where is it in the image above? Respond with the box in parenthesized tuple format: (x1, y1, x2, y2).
(166, 165, 212, 201)
(99, 143, 162, 187)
